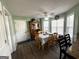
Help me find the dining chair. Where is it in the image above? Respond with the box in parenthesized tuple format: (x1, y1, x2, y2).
(53, 33, 59, 40)
(43, 34, 53, 49)
(64, 34, 72, 47)
(58, 34, 76, 59)
(44, 33, 58, 49)
(34, 30, 41, 49)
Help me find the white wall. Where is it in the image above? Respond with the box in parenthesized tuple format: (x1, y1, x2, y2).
(9, 15, 17, 52)
(14, 19, 30, 43)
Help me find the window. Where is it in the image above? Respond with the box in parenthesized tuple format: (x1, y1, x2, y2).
(51, 20, 57, 33)
(66, 13, 74, 38)
(57, 18, 64, 35)
(42, 20, 49, 32)
(51, 18, 64, 35)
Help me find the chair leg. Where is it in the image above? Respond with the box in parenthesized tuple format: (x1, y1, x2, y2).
(60, 52, 62, 59)
(63, 54, 66, 59)
(60, 52, 66, 59)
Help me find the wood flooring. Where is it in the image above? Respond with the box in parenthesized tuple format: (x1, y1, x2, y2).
(12, 41, 59, 59)
(12, 37, 79, 59)
(0, 56, 8, 59)
(69, 39, 79, 59)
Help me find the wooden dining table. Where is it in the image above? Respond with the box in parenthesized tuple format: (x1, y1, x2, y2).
(38, 33, 60, 49)
(34, 31, 60, 49)
(39, 34, 49, 45)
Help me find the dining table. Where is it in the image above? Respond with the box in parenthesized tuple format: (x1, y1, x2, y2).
(38, 32, 60, 49)
(39, 34, 49, 46)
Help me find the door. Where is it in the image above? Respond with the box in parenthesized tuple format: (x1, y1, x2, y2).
(4, 11, 13, 51)
(0, 12, 7, 48)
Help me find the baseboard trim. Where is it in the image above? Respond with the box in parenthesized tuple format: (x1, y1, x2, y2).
(17, 39, 33, 44)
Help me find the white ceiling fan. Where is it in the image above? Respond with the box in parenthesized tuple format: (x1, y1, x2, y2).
(34, 8, 55, 20)
(42, 11, 54, 20)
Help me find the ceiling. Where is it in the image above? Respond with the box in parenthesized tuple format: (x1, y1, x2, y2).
(5, 0, 79, 17)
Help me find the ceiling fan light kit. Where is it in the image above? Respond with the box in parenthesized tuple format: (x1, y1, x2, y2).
(44, 17, 49, 20)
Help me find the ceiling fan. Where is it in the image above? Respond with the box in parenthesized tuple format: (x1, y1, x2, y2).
(34, 8, 60, 20)
(38, 11, 59, 20)
(35, 9, 55, 20)
(42, 11, 54, 20)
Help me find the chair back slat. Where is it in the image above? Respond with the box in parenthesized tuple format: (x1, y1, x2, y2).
(65, 34, 72, 47)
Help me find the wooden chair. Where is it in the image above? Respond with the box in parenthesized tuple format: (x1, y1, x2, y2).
(58, 34, 76, 59)
(44, 34, 57, 49)
(48, 35, 54, 46)
(34, 30, 41, 49)
(53, 33, 59, 39)
(64, 34, 72, 47)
